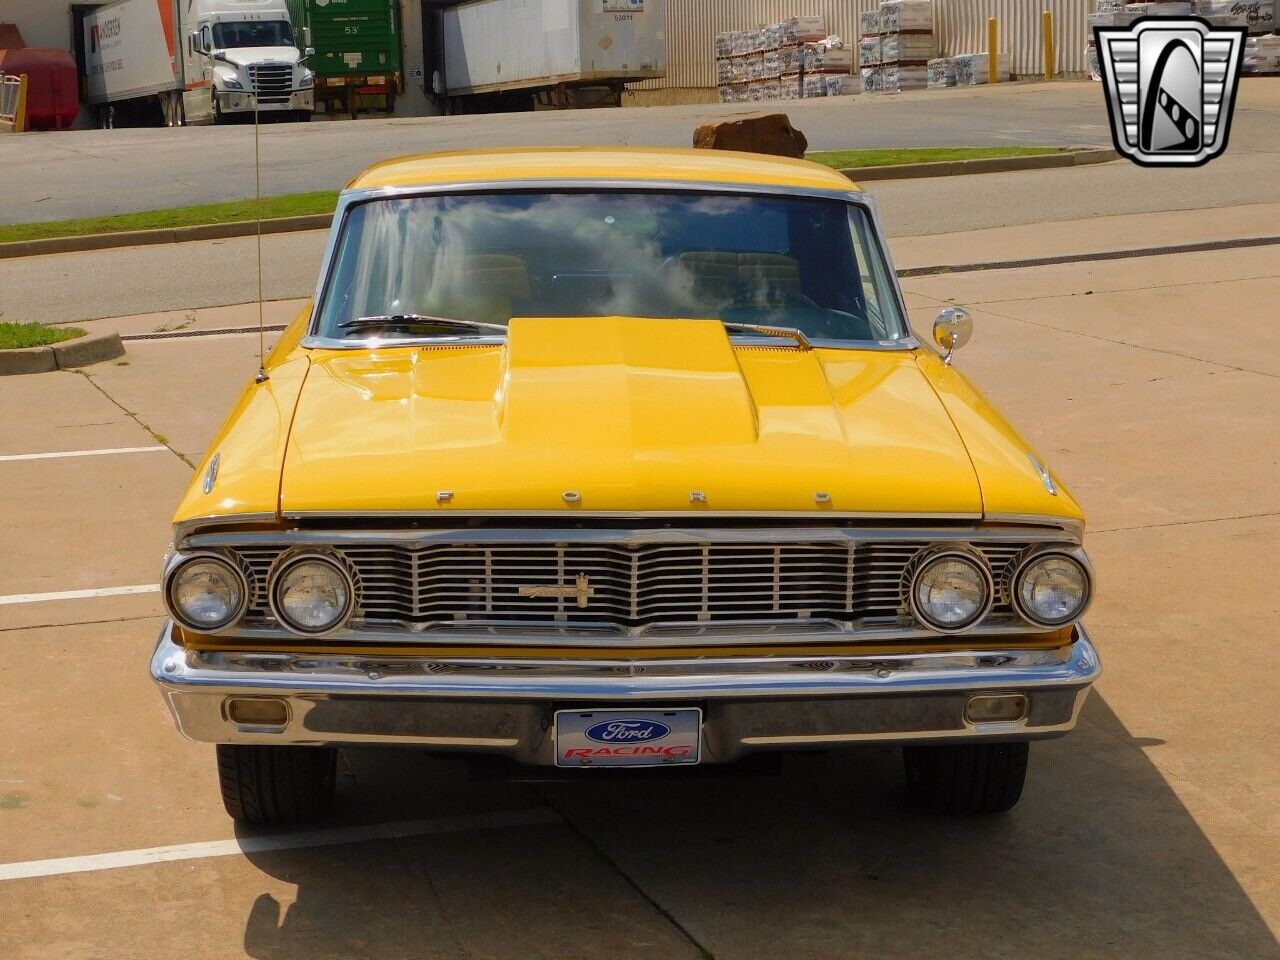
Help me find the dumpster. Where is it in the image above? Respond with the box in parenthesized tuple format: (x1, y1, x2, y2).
(0, 48, 79, 130)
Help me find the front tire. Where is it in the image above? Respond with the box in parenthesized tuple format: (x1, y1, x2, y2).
(216, 744, 336, 824)
(903, 741, 1029, 815)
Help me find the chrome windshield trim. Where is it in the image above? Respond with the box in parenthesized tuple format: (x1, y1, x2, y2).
(301, 178, 915, 352)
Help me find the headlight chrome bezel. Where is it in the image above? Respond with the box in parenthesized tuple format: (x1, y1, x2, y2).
(268, 551, 356, 637)
(1010, 545, 1093, 628)
(908, 547, 995, 635)
(164, 552, 250, 634)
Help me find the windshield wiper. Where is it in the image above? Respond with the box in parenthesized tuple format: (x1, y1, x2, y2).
(721, 322, 812, 351)
(339, 314, 509, 337)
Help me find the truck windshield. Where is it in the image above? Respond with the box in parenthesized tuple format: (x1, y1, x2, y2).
(316, 191, 908, 343)
(212, 20, 295, 49)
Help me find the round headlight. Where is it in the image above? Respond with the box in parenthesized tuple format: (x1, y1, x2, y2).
(166, 555, 248, 632)
(910, 551, 993, 633)
(270, 555, 353, 636)
(1014, 551, 1090, 627)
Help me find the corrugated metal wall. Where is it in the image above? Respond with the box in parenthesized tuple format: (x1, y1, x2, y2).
(934, 0, 1090, 76)
(637, 0, 1090, 89)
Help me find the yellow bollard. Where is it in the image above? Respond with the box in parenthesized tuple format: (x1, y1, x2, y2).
(1043, 10, 1056, 80)
(987, 18, 999, 84)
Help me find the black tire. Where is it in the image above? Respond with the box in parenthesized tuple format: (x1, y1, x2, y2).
(216, 744, 336, 825)
(903, 741, 1029, 815)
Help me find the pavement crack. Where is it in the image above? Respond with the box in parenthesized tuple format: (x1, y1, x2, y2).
(532, 786, 716, 960)
(1091, 509, 1280, 534)
(69, 370, 196, 469)
(0, 614, 159, 634)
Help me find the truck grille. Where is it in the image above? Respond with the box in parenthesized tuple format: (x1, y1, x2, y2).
(235, 537, 1032, 634)
(248, 63, 293, 104)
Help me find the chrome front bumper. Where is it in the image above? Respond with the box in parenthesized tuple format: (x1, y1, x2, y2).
(151, 623, 1100, 764)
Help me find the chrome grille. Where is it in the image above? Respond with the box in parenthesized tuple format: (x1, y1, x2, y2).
(248, 63, 293, 103)
(235, 537, 1033, 632)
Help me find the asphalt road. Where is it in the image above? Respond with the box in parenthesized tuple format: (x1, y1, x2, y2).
(3, 82, 1119, 224)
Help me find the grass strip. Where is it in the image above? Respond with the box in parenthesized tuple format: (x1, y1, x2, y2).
(805, 146, 1064, 170)
(0, 150, 1065, 243)
(0, 191, 339, 245)
(0, 321, 86, 349)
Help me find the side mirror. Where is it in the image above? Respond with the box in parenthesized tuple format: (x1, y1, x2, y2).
(210, 48, 232, 64)
(303, 25, 312, 48)
(932, 307, 973, 365)
(304, 46, 316, 58)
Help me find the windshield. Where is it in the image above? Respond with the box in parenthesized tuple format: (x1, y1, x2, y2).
(316, 191, 909, 343)
(212, 20, 295, 48)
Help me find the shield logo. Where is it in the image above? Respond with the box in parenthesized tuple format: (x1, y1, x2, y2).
(1095, 17, 1247, 167)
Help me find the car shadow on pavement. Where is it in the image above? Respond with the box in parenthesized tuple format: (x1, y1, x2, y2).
(236, 693, 1280, 960)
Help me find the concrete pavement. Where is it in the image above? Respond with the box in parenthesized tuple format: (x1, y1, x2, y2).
(1, 209, 1278, 958)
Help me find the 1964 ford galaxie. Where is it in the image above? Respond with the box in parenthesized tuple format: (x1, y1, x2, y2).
(152, 147, 1099, 823)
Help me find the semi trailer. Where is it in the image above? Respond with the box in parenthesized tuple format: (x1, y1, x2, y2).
(285, 0, 402, 117)
(433, 0, 666, 112)
(83, 0, 315, 127)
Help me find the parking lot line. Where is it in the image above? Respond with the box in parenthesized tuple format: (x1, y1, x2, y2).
(0, 446, 168, 463)
(0, 808, 562, 882)
(0, 584, 160, 606)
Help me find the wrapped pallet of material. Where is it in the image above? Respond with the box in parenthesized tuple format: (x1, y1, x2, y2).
(882, 64, 928, 92)
(763, 50, 784, 78)
(1198, 0, 1275, 32)
(1244, 34, 1280, 72)
(1094, 0, 1126, 10)
(792, 15, 829, 42)
(779, 73, 802, 99)
(804, 45, 854, 73)
(954, 52, 1012, 84)
(860, 67, 884, 92)
(927, 57, 956, 87)
(716, 58, 735, 85)
(859, 36, 883, 68)
(1086, 44, 1101, 80)
(1124, 2, 1195, 14)
(880, 0, 934, 33)
(760, 78, 782, 101)
(1088, 11, 1138, 27)
(778, 45, 802, 75)
(881, 32, 938, 63)
(746, 55, 766, 81)
(718, 85, 735, 103)
(823, 73, 854, 96)
(860, 9, 882, 36)
(715, 32, 736, 59)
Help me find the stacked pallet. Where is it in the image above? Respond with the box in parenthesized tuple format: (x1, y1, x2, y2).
(715, 16, 853, 103)
(1244, 34, 1280, 72)
(860, 0, 936, 93)
(1085, 0, 1275, 83)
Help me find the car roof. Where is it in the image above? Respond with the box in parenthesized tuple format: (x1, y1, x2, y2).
(345, 146, 862, 194)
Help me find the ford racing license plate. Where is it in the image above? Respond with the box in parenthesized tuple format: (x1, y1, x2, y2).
(554, 708, 701, 768)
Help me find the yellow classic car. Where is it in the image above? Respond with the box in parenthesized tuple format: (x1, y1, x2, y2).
(152, 147, 1099, 824)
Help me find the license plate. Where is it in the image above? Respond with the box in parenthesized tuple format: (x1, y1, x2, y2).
(554, 708, 701, 768)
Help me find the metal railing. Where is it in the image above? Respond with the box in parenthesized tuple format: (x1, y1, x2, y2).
(0, 74, 28, 134)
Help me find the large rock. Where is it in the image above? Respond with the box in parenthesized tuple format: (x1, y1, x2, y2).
(693, 113, 809, 159)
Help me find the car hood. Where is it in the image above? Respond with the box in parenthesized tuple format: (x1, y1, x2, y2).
(278, 316, 988, 517)
(222, 47, 301, 67)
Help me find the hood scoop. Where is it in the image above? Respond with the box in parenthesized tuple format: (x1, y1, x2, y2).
(497, 316, 760, 447)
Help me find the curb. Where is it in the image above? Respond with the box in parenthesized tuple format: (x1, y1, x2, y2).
(841, 148, 1118, 182)
(0, 331, 125, 377)
(0, 213, 333, 261)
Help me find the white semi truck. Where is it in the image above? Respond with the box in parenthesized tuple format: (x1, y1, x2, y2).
(83, 0, 315, 127)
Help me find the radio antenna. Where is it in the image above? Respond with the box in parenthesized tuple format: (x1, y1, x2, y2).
(253, 88, 268, 384)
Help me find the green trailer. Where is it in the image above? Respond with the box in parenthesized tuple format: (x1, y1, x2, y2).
(286, 0, 402, 116)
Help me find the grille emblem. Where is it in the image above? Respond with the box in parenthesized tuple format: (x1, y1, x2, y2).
(518, 572, 596, 609)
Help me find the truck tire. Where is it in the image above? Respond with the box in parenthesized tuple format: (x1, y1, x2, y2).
(216, 744, 336, 824)
(902, 742, 1029, 815)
